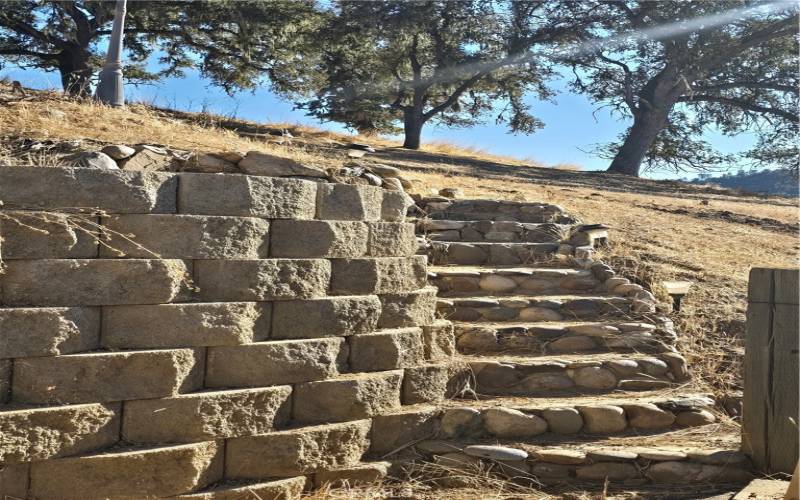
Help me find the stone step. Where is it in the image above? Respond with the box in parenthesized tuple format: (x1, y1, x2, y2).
(418, 219, 572, 244)
(427, 241, 562, 266)
(369, 393, 720, 457)
(417, 198, 578, 224)
(428, 266, 605, 296)
(404, 440, 752, 487)
(464, 352, 689, 397)
(454, 321, 675, 355)
(175, 476, 307, 499)
(438, 294, 655, 323)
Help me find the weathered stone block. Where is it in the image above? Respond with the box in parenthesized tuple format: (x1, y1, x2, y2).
(0, 166, 177, 213)
(0, 463, 29, 498)
(402, 362, 470, 404)
(367, 222, 416, 257)
(12, 348, 204, 404)
(0, 307, 100, 358)
(422, 320, 456, 360)
(381, 190, 408, 222)
(272, 296, 381, 339)
(29, 441, 222, 499)
(270, 220, 368, 258)
(225, 420, 371, 478)
(103, 302, 270, 348)
(0, 211, 98, 259)
(194, 259, 330, 301)
(100, 215, 270, 258)
(0, 403, 120, 464)
(0, 259, 191, 306)
(176, 477, 307, 499)
(370, 407, 441, 454)
(123, 386, 292, 443)
(205, 338, 345, 388)
(316, 183, 382, 221)
(378, 287, 437, 328)
(331, 256, 427, 295)
(0, 359, 9, 403)
(293, 371, 403, 424)
(314, 462, 390, 488)
(237, 151, 327, 177)
(349, 328, 425, 372)
(178, 173, 317, 219)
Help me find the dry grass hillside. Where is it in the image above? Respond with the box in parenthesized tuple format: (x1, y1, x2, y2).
(1, 84, 797, 483)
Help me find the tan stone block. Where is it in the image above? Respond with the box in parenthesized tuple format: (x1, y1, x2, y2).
(270, 220, 367, 258)
(225, 420, 371, 478)
(402, 362, 470, 404)
(0, 359, 9, 403)
(0, 259, 191, 306)
(576, 405, 628, 434)
(272, 296, 381, 339)
(194, 259, 330, 301)
(205, 338, 345, 388)
(237, 151, 327, 178)
(378, 287, 437, 328)
(176, 477, 307, 499)
(349, 328, 425, 371)
(0, 463, 29, 498)
(103, 302, 270, 348)
(0, 307, 100, 358)
(330, 256, 426, 295)
(370, 407, 441, 455)
(314, 462, 390, 488)
(316, 184, 382, 221)
(29, 441, 223, 499)
(100, 215, 270, 258)
(0, 166, 177, 213)
(293, 371, 403, 424)
(367, 222, 416, 257)
(381, 190, 408, 222)
(0, 403, 119, 463)
(422, 320, 456, 360)
(178, 173, 317, 218)
(123, 386, 292, 443)
(0, 211, 98, 259)
(12, 348, 204, 404)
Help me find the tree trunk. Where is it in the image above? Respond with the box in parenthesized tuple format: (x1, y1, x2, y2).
(606, 106, 671, 176)
(402, 108, 425, 149)
(57, 47, 94, 98)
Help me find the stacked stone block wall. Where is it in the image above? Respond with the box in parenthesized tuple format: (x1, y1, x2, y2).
(0, 166, 453, 498)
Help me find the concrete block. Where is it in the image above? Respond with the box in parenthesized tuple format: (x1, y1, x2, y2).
(178, 173, 317, 219)
(0, 307, 100, 358)
(330, 256, 427, 295)
(123, 386, 292, 443)
(0, 166, 177, 213)
(367, 222, 416, 257)
(270, 220, 368, 258)
(0, 211, 98, 259)
(349, 328, 425, 372)
(402, 362, 471, 404)
(370, 407, 441, 455)
(0, 463, 29, 498)
(176, 477, 307, 499)
(103, 302, 270, 348)
(0, 259, 191, 306)
(12, 348, 204, 404)
(293, 371, 403, 424)
(316, 184, 382, 221)
(0, 403, 119, 464)
(100, 215, 270, 258)
(205, 338, 345, 388)
(422, 320, 456, 360)
(271, 296, 380, 339)
(378, 287, 438, 328)
(225, 420, 371, 478)
(381, 190, 407, 222)
(194, 259, 330, 301)
(29, 441, 222, 499)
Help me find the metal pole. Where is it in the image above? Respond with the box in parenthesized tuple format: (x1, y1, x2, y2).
(95, 0, 127, 106)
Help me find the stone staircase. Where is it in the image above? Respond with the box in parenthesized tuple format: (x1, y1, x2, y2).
(383, 197, 752, 489)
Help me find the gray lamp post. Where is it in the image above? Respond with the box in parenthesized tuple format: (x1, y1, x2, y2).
(95, 0, 127, 106)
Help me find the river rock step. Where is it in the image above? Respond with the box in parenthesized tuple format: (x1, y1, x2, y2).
(428, 266, 607, 295)
(417, 198, 578, 224)
(428, 241, 562, 266)
(419, 219, 573, 243)
(454, 321, 675, 355)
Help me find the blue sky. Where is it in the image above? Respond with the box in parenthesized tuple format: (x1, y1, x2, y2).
(3, 62, 756, 180)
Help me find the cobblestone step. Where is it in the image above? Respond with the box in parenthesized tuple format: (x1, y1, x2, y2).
(427, 241, 562, 266)
(428, 265, 606, 296)
(418, 219, 573, 243)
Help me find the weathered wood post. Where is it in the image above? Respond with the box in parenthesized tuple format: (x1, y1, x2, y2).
(743, 268, 799, 474)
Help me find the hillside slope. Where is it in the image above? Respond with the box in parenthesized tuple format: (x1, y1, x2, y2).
(1, 83, 797, 402)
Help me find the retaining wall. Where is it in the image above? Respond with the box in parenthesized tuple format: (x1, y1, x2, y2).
(0, 166, 456, 498)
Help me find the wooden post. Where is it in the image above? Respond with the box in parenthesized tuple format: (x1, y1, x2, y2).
(743, 268, 799, 475)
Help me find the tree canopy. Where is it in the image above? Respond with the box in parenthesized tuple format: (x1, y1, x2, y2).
(563, 0, 799, 176)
